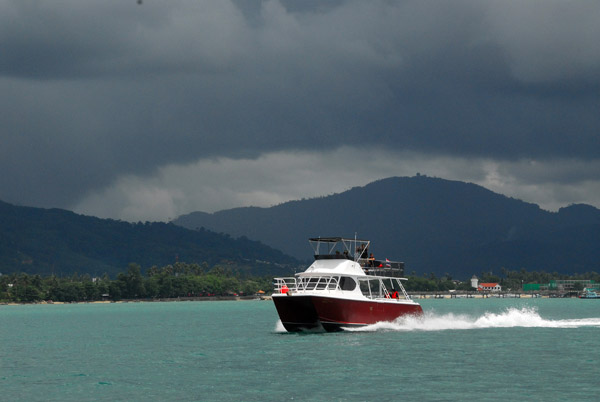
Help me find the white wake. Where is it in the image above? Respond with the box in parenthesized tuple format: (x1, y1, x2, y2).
(347, 307, 600, 332)
(274, 320, 287, 332)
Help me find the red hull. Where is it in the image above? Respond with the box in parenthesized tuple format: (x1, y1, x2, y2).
(273, 294, 423, 332)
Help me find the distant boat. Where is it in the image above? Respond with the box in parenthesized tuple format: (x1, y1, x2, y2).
(579, 289, 600, 299)
(272, 236, 423, 332)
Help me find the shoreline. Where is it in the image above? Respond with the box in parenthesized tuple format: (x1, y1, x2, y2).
(0, 295, 271, 306)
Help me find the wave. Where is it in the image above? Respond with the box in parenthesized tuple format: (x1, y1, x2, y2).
(349, 307, 600, 332)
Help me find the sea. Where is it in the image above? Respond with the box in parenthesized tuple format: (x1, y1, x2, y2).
(1, 298, 599, 401)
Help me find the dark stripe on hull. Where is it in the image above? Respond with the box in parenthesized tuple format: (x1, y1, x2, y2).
(272, 295, 322, 332)
(320, 321, 364, 332)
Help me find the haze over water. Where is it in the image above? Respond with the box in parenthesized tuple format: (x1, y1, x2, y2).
(1, 299, 598, 401)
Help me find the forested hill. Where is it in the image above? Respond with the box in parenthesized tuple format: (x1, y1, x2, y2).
(0, 200, 298, 277)
(174, 176, 600, 278)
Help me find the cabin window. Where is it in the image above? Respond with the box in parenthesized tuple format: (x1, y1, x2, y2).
(315, 277, 328, 290)
(369, 280, 383, 298)
(301, 277, 312, 290)
(339, 276, 356, 291)
(306, 277, 320, 290)
(359, 280, 371, 298)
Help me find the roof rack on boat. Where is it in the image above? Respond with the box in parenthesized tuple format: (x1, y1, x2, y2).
(308, 237, 370, 243)
(363, 264, 405, 278)
(308, 236, 405, 277)
(309, 237, 370, 261)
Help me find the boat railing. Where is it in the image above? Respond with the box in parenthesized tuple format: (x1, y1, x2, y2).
(358, 258, 405, 277)
(274, 275, 414, 302)
(273, 277, 298, 293)
(358, 277, 413, 302)
(273, 276, 342, 294)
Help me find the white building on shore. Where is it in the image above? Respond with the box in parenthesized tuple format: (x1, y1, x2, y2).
(478, 282, 502, 292)
(471, 275, 502, 292)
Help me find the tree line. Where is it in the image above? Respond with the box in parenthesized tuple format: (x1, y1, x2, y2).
(0, 262, 273, 303)
(3, 264, 599, 302)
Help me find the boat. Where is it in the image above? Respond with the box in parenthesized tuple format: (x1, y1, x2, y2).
(579, 289, 600, 299)
(272, 237, 423, 332)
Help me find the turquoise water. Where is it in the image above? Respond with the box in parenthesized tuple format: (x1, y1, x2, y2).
(1, 299, 599, 401)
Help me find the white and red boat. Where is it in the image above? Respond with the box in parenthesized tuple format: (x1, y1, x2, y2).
(272, 237, 423, 332)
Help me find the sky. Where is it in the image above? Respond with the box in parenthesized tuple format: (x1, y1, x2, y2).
(1, 0, 600, 222)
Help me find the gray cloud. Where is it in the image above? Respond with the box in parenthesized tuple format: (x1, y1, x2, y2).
(1, 0, 599, 217)
(72, 149, 600, 222)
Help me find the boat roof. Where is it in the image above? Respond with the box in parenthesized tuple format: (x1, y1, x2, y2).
(298, 272, 409, 281)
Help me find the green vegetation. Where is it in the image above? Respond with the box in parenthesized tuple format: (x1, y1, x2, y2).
(403, 273, 457, 292)
(0, 263, 273, 303)
(479, 268, 600, 292)
(0, 200, 298, 278)
(4, 264, 600, 302)
(174, 176, 600, 278)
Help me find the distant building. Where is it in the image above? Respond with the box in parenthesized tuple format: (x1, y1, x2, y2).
(523, 283, 542, 292)
(550, 280, 596, 291)
(471, 275, 479, 289)
(523, 280, 596, 292)
(478, 283, 502, 292)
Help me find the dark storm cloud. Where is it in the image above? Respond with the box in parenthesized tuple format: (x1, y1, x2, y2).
(1, 0, 599, 210)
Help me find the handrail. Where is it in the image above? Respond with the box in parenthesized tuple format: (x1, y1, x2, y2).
(380, 281, 390, 298)
(274, 275, 342, 293)
(273, 277, 298, 293)
(396, 278, 411, 300)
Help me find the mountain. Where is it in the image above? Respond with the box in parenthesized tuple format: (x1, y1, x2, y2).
(0, 200, 298, 277)
(174, 176, 600, 278)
